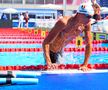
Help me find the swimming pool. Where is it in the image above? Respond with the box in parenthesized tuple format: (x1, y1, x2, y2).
(0, 42, 107, 66)
(0, 28, 108, 90)
(0, 43, 108, 48)
(0, 51, 108, 66)
(0, 44, 41, 48)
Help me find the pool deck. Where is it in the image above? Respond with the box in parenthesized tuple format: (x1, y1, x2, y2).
(41, 69, 108, 74)
(0, 69, 108, 90)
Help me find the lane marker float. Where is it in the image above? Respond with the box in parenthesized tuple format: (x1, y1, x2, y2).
(0, 78, 38, 85)
(0, 71, 41, 78)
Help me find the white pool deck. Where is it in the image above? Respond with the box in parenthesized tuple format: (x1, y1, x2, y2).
(0, 69, 108, 77)
(41, 69, 108, 74)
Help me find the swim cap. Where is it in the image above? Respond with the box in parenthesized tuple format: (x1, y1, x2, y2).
(77, 2, 94, 16)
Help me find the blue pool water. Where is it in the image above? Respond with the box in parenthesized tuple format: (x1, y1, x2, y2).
(0, 41, 108, 90)
(92, 43, 108, 47)
(0, 43, 108, 48)
(0, 43, 108, 66)
(0, 51, 108, 66)
(66, 43, 108, 48)
(0, 44, 42, 48)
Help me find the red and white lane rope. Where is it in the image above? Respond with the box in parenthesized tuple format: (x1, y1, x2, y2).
(0, 64, 108, 70)
(0, 47, 108, 52)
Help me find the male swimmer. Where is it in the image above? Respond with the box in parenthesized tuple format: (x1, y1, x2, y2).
(42, 1, 101, 71)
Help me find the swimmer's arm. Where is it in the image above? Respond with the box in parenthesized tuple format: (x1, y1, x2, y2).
(42, 33, 58, 65)
(83, 23, 92, 66)
(42, 16, 72, 66)
(95, 3, 101, 14)
(95, 3, 101, 10)
(42, 21, 66, 65)
(42, 34, 59, 65)
(42, 42, 51, 65)
(93, 3, 101, 14)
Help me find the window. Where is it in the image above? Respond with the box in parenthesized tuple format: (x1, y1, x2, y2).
(11, 14, 19, 20)
(3, 0, 12, 3)
(1, 13, 10, 20)
(44, 13, 52, 19)
(45, 16, 51, 19)
(45, 0, 53, 4)
(67, 0, 73, 4)
(55, 0, 63, 4)
(14, 0, 22, 4)
(36, 13, 44, 19)
(99, 35, 105, 39)
(25, 0, 35, 4)
(36, 16, 44, 19)
(53, 13, 55, 19)
(29, 14, 36, 18)
(36, 0, 44, 4)
(76, 0, 82, 5)
(0, 0, 3, 3)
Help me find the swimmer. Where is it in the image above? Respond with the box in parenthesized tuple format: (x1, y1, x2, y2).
(91, 0, 101, 21)
(42, 1, 100, 72)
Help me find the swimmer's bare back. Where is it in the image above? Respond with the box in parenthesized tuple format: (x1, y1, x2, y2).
(43, 13, 90, 53)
